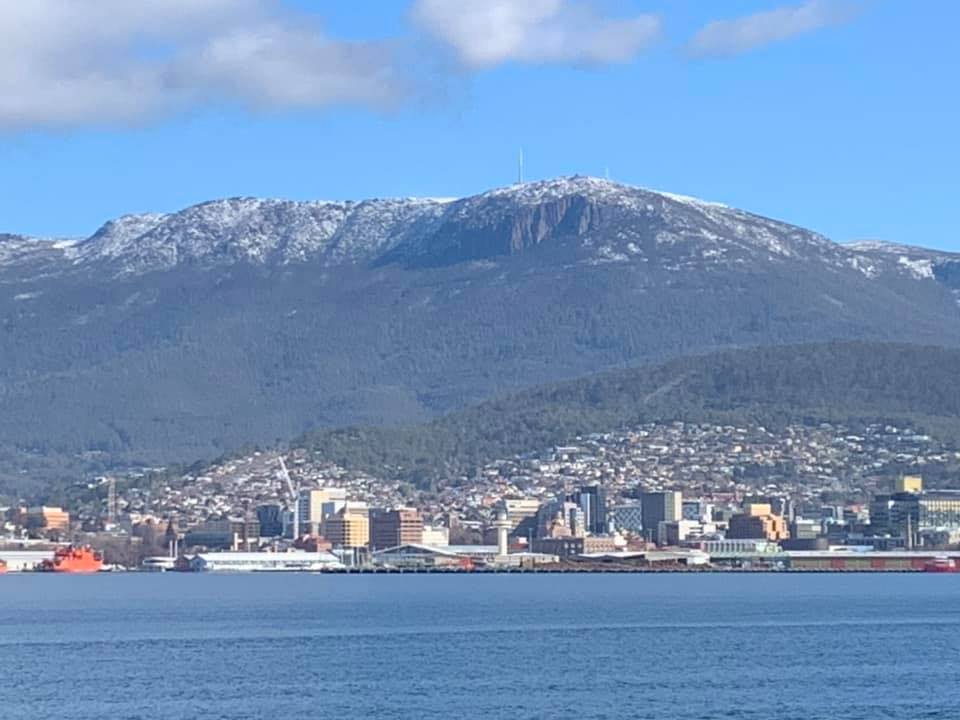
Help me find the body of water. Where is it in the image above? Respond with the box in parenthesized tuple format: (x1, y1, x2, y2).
(2, 573, 959, 719)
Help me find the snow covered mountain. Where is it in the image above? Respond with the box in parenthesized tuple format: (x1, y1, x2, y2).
(2, 177, 959, 493)
(5, 176, 945, 280)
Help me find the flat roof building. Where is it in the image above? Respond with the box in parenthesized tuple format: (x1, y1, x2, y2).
(641, 491, 682, 545)
(298, 488, 347, 536)
(26, 506, 70, 535)
(728, 510, 789, 541)
(322, 505, 369, 549)
(186, 551, 342, 572)
(369, 508, 423, 551)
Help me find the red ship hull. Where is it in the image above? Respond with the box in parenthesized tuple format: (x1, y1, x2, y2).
(38, 546, 104, 573)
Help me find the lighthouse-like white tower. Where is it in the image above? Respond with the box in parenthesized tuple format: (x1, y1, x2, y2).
(494, 509, 511, 557)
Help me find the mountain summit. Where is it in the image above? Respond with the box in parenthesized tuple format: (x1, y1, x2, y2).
(8, 176, 935, 278)
(2, 177, 959, 492)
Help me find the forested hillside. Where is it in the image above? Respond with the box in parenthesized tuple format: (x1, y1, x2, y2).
(298, 342, 960, 484)
(4, 178, 960, 494)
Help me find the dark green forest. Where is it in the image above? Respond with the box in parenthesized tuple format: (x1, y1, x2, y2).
(297, 341, 960, 485)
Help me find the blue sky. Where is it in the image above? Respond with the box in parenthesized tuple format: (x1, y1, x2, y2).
(0, 0, 957, 250)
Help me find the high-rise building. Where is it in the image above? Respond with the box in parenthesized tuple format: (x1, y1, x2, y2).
(568, 485, 608, 535)
(369, 508, 424, 550)
(610, 503, 644, 534)
(297, 488, 347, 535)
(255, 504, 284, 538)
(640, 491, 682, 545)
(322, 503, 370, 548)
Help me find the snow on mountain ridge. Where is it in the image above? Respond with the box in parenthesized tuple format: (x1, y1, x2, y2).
(3, 179, 955, 281)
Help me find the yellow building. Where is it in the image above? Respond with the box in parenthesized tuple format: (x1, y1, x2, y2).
(322, 504, 370, 548)
(26, 506, 70, 533)
(728, 506, 789, 541)
(297, 488, 347, 535)
(896, 475, 923, 494)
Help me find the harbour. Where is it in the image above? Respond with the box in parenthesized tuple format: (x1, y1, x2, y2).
(3, 572, 960, 719)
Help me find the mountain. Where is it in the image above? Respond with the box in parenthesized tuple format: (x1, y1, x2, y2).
(846, 239, 960, 293)
(296, 341, 960, 483)
(2, 177, 960, 493)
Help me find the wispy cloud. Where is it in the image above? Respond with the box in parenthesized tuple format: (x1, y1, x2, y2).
(686, 0, 859, 59)
(0, 0, 404, 129)
(411, 0, 661, 68)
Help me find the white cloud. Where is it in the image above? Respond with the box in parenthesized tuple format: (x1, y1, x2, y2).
(411, 0, 660, 68)
(0, 0, 403, 129)
(686, 0, 859, 58)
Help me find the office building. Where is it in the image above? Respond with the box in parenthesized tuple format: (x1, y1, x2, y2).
(503, 499, 543, 530)
(919, 494, 960, 530)
(499, 498, 543, 543)
(322, 503, 370, 548)
(25, 506, 70, 534)
(682, 500, 702, 522)
(255, 504, 284, 538)
(183, 518, 260, 550)
(727, 504, 789, 541)
(872, 489, 960, 536)
(568, 485, 608, 535)
(610, 503, 644, 534)
(298, 488, 347, 535)
(662, 520, 717, 546)
(641, 491, 682, 545)
(369, 508, 424, 550)
(421, 525, 450, 547)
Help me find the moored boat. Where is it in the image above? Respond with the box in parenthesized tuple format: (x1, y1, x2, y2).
(37, 545, 104, 573)
(0, 559, 7, 574)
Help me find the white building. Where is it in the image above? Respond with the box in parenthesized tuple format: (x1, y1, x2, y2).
(421, 525, 450, 547)
(187, 550, 343, 572)
(0, 550, 54, 571)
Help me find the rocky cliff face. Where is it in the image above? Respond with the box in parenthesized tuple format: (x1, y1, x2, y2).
(4, 176, 937, 280)
(2, 177, 959, 493)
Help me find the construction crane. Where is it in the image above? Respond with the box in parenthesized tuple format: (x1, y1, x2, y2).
(277, 456, 300, 541)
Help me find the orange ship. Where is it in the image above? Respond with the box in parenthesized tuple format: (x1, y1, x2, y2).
(38, 545, 104, 573)
(0, 559, 7, 574)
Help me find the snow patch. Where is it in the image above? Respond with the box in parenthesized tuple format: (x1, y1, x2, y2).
(897, 256, 934, 279)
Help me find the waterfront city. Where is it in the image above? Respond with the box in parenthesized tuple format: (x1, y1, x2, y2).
(5, 420, 960, 574)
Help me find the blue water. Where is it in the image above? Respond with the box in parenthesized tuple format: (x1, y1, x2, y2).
(2, 573, 959, 719)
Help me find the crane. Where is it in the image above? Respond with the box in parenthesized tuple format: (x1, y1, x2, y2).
(277, 456, 300, 542)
